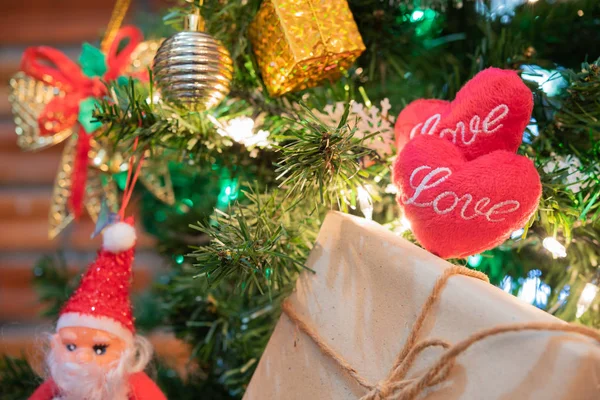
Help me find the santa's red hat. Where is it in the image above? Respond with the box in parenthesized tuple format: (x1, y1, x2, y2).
(56, 218, 138, 346)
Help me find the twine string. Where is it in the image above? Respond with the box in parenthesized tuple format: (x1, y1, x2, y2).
(282, 265, 600, 400)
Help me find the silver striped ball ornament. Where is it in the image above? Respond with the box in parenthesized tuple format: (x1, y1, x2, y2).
(152, 15, 233, 112)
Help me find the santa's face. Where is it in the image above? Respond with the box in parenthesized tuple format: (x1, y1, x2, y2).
(48, 327, 131, 400)
(54, 327, 127, 368)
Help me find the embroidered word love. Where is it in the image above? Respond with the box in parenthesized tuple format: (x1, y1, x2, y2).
(408, 104, 509, 146)
(403, 165, 520, 222)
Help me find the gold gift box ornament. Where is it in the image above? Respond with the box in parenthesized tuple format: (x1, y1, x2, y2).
(249, 0, 366, 96)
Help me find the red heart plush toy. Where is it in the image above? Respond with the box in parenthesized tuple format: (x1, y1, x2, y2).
(395, 68, 533, 160)
(393, 135, 541, 259)
(392, 68, 541, 259)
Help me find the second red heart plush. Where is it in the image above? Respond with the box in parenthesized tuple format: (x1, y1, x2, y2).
(393, 135, 541, 259)
(395, 68, 533, 160)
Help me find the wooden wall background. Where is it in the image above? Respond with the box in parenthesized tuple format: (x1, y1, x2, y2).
(0, 0, 189, 375)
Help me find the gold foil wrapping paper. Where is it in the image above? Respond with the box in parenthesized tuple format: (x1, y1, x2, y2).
(249, 0, 366, 96)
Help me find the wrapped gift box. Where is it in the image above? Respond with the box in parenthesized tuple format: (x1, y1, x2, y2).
(244, 211, 600, 399)
(248, 0, 365, 96)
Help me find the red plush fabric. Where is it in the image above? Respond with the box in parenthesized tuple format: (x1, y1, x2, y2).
(28, 379, 58, 400)
(59, 247, 136, 334)
(129, 372, 168, 400)
(395, 68, 533, 160)
(28, 373, 166, 400)
(393, 135, 541, 259)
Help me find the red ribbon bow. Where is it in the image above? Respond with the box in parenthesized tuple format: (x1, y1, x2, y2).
(19, 26, 144, 220)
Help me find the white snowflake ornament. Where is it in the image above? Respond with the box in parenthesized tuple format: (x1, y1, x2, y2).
(311, 99, 396, 157)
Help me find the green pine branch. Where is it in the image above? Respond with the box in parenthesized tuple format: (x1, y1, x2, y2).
(275, 104, 376, 208)
(159, 255, 290, 395)
(187, 188, 319, 297)
(32, 254, 77, 318)
(0, 356, 40, 400)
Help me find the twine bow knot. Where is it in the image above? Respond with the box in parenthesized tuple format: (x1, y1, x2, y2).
(370, 381, 394, 400)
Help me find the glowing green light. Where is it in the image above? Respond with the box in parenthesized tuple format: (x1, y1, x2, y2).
(175, 255, 184, 264)
(156, 211, 167, 222)
(182, 198, 193, 207)
(216, 178, 239, 209)
(468, 254, 482, 268)
(410, 10, 425, 21)
(229, 186, 239, 200)
(114, 171, 128, 190)
(265, 268, 272, 279)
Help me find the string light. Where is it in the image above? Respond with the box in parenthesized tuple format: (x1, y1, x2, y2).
(210, 116, 271, 148)
(357, 185, 373, 220)
(517, 269, 551, 308)
(521, 65, 567, 96)
(511, 228, 525, 239)
(576, 283, 599, 318)
(385, 184, 398, 194)
(145, 93, 161, 105)
(500, 276, 513, 293)
(410, 10, 425, 21)
(542, 237, 567, 258)
(216, 178, 239, 209)
(399, 215, 412, 233)
(468, 254, 482, 268)
(387, 215, 412, 235)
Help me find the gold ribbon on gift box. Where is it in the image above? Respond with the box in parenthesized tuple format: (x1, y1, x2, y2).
(282, 265, 600, 400)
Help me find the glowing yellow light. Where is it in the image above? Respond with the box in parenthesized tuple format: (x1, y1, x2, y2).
(145, 94, 162, 104)
(212, 116, 271, 148)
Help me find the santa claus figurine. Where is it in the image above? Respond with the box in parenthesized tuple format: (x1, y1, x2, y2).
(29, 218, 167, 400)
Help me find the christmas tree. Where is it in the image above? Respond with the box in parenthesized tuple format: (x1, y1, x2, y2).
(2, 0, 600, 398)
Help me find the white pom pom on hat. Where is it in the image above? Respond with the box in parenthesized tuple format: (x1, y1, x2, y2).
(102, 221, 137, 253)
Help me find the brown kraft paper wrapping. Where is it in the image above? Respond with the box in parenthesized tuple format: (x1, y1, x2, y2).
(244, 211, 600, 400)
